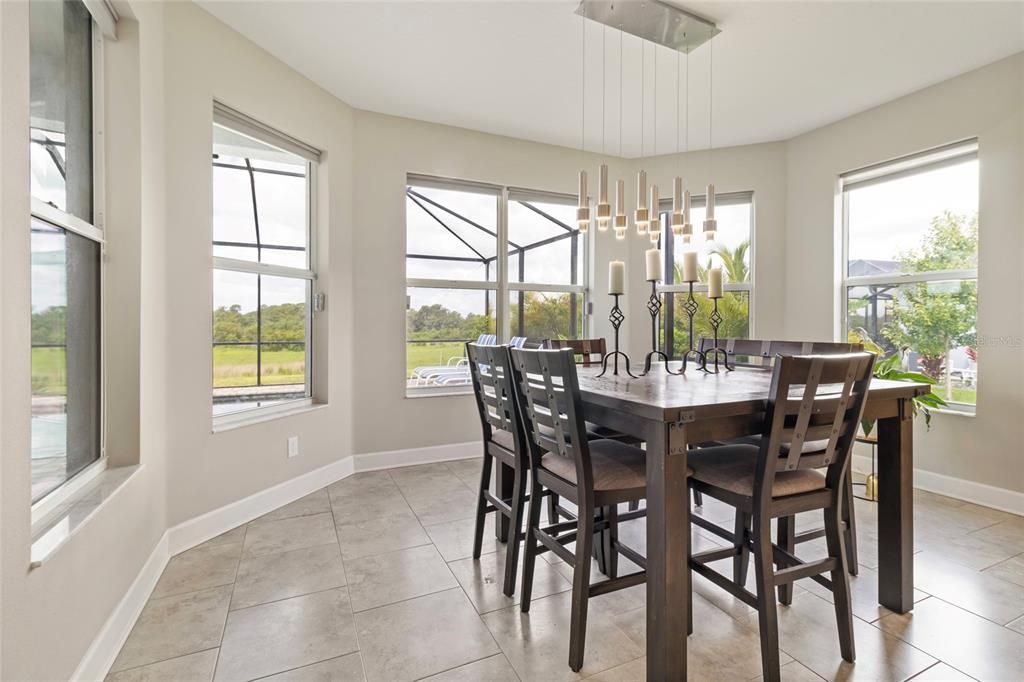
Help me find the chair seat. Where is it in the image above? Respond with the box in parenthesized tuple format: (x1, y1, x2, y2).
(688, 444, 826, 499)
(731, 434, 830, 455)
(541, 439, 649, 493)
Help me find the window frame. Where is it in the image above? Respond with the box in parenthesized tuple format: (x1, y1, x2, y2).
(658, 191, 755, 358)
(210, 110, 320, 427)
(404, 175, 588, 397)
(837, 139, 979, 414)
(29, 4, 108, 517)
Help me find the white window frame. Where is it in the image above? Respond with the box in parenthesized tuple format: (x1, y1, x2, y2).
(405, 175, 589, 397)
(838, 139, 979, 414)
(30, 5, 109, 519)
(657, 191, 756, 356)
(211, 107, 320, 428)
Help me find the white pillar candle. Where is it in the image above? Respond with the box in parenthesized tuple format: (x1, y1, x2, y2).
(608, 261, 625, 295)
(645, 248, 663, 282)
(708, 266, 724, 298)
(682, 250, 699, 283)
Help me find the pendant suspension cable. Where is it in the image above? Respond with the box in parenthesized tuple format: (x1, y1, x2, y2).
(709, 34, 714, 175)
(619, 29, 623, 158)
(640, 39, 645, 158)
(602, 26, 606, 156)
(581, 17, 586, 156)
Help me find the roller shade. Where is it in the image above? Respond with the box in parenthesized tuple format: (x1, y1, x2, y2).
(213, 101, 321, 163)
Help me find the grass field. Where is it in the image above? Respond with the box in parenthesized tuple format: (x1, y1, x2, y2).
(407, 342, 465, 378)
(213, 346, 305, 387)
(31, 347, 66, 395)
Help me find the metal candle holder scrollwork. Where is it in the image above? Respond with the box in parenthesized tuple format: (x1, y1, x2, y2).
(597, 293, 637, 378)
(640, 247, 680, 374)
(701, 267, 734, 374)
(678, 280, 706, 373)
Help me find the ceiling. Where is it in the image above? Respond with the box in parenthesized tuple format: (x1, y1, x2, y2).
(197, 1, 1024, 158)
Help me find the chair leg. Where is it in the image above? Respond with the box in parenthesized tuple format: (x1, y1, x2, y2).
(826, 502, 857, 662)
(776, 515, 795, 605)
(843, 473, 859, 576)
(604, 504, 619, 580)
(627, 500, 640, 512)
(568, 504, 595, 673)
(519, 479, 545, 613)
(472, 453, 493, 560)
(687, 524, 694, 636)
(753, 514, 782, 682)
(502, 467, 527, 597)
(495, 460, 514, 543)
(693, 489, 704, 507)
(734, 511, 751, 587)
(547, 492, 559, 524)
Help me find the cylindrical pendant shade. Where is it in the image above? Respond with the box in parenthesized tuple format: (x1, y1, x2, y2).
(648, 185, 661, 240)
(635, 170, 648, 234)
(596, 164, 610, 230)
(671, 177, 684, 234)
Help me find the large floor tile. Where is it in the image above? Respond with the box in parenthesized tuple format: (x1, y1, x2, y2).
(215, 588, 358, 682)
(242, 512, 337, 558)
(445, 457, 485, 491)
(345, 544, 457, 612)
(754, 591, 935, 681)
(750, 660, 827, 682)
(800, 565, 928, 623)
(1008, 614, 1024, 634)
(966, 516, 1024, 552)
(584, 657, 645, 681)
(906, 662, 976, 681)
(151, 541, 241, 600)
(915, 525, 1021, 571)
(403, 485, 480, 527)
(327, 471, 398, 502)
(388, 462, 470, 496)
(335, 507, 431, 560)
(331, 486, 413, 525)
(196, 525, 246, 549)
(257, 488, 332, 523)
(981, 552, 1024, 587)
(421, 653, 520, 682)
(261, 652, 366, 682)
(613, 594, 792, 682)
(448, 546, 571, 614)
(111, 586, 232, 673)
(355, 588, 499, 682)
(913, 551, 1024, 625)
(425, 514, 500, 562)
(878, 597, 1024, 681)
(482, 590, 644, 681)
(105, 649, 219, 682)
(231, 542, 347, 610)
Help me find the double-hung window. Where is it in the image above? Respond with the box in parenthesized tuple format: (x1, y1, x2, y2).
(658, 192, 754, 357)
(30, 0, 105, 504)
(404, 176, 586, 396)
(841, 141, 979, 411)
(211, 104, 320, 424)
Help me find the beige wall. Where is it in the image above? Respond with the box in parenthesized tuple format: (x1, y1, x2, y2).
(784, 52, 1024, 492)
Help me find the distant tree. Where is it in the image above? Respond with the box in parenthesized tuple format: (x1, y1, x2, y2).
(31, 306, 67, 345)
(881, 211, 978, 390)
(668, 240, 751, 350)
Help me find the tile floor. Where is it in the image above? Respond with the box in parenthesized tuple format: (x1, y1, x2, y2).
(108, 459, 1024, 681)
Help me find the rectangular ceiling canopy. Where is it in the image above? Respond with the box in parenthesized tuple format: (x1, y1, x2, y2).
(575, 0, 719, 54)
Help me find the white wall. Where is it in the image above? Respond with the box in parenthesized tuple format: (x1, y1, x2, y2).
(785, 52, 1024, 493)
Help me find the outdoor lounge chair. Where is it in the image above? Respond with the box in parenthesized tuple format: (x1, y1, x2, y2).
(412, 335, 528, 386)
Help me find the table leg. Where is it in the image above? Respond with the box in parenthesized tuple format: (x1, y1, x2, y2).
(646, 420, 690, 681)
(877, 399, 914, 613)
(495, 459, 514, 542)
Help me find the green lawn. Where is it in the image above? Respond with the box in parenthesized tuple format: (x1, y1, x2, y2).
(213, 346, 305, 387)
(407, 342, 465, 378)
(31, 347, 66, 396)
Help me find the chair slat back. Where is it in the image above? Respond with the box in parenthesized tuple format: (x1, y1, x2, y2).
(757, 353, 875, 504)
(509, 348, 593, 489)
(698, 338, 863, 367)
(467, 343, 524, 456)
(547, 338, 607, 367)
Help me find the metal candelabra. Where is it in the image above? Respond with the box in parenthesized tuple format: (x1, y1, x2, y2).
(678, 280, 706, 373)
(702, 296, 734, 373)
(597, 293, 638, 378)
(641, 281, 678, 375)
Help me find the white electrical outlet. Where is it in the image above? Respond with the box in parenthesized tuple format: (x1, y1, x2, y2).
(287, 436, 299, 458)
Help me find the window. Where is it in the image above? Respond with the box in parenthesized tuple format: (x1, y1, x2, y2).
(30, 0, 103, 504)
(405, 178, 586, 395)
(211, 105, 320, 422)
(841, 140, 979, 411)
(659, 192, 754, 357)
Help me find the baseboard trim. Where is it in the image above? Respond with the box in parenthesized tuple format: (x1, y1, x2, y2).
(77, 440, 480, 680)
(853, 453, 1024, 516)
(72, 533, 170, 681)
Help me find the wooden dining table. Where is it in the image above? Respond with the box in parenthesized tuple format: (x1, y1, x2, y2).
(568, 363, 930, 681)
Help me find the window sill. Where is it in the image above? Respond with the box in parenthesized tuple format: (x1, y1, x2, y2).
(930, 406, 976, 418)
(212, 399, 327, 433)
(30, 464, 141, 569)
(405, 386, 473, 399)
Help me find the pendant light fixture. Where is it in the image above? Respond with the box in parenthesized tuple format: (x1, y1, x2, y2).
(648, 183, 661, 242)
(703, 36, 717, 243)
(577, 19, 589, 233)
(671, 52, 685, 236)
(635, 41, 648, 235)
(614, 31, 627, 240)
(681, 47, 693, 245)
(595, 28, 610, 231)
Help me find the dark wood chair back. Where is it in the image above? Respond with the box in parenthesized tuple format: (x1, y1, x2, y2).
(756, 353, 875, 506)
(467, 342, 526, 462)
(697, 338, 863, 367)
(509, 347, 594, 492)
(547, 338, 607, 366)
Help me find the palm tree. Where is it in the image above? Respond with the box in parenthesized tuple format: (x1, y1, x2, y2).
(667, 239, 751, 352)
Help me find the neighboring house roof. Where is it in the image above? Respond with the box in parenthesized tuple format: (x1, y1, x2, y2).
(849, 259, 901, 277)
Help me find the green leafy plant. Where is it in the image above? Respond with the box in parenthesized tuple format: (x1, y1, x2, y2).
(848, 328, 947, 435)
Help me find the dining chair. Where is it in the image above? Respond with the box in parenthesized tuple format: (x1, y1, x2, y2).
(687, 353, 875, 682)
(698, 337, 865, 582)
(509, 347, 667, 672)
(466, 342, 544, 597)
(546, 338, 607, 366)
